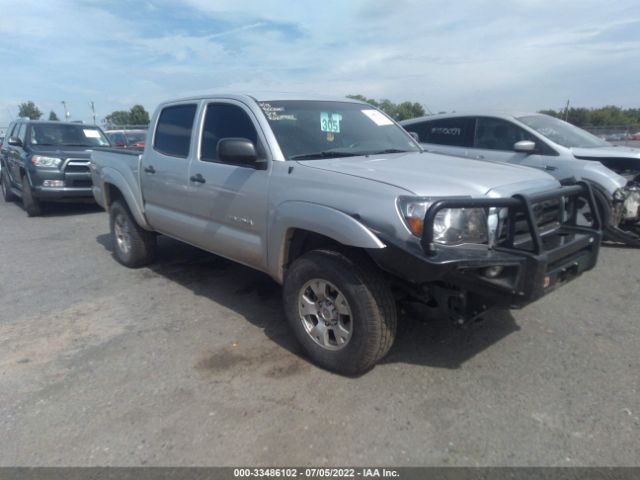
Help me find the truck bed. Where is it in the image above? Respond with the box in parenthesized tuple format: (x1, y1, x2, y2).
(90, 147, 144, 212)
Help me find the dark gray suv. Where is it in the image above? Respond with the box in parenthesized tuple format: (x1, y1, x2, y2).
(0, 119, 110, 216)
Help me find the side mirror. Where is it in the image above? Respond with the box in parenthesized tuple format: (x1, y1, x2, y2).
(8, 137, 22, 147)
(217, 138, 265, 169)
(407, 131, 420, 142)
(514, 140, 536, 153)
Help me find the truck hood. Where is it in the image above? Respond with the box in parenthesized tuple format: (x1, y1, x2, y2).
(297, 151, 559, 197)
(30, 145, 93, 159)
(572, 146, 640, 160)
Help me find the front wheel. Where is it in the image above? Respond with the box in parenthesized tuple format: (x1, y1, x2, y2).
(579, 188, 640, 247)
(283, 250, 397, 374)
(1, 169, 16, 202)
(109, 200, 156, 267)
(21, 174, 42, 217)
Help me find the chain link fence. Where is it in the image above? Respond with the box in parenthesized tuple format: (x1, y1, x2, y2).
(581, 125, 640, 146)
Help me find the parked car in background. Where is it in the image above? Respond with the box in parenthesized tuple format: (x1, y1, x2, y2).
(91, 93, 601, 374)
(401, 113, 640, 246)
(105, 129, 147, 149)
(0, 119, 109, 216)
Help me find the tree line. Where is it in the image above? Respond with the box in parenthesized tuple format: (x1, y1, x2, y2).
(13, 98, 640, 130)
(538, 105, 640, 129)
(14, 101, 150, 127)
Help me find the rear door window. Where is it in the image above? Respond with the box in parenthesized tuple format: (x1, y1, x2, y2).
(153, 104, 197, 158)
(419, 117, 475, 147)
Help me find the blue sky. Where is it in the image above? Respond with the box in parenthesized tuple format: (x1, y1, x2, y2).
(0, 0, 638, 127)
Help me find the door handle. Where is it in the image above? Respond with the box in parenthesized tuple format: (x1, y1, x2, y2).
(143, 165, 156, 174)
(473, 155, 485, 159)
(190, 173, 206, 184)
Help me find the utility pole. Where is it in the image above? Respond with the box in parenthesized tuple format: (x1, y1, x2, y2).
(89, 101, 96, 125)
(61, 100, 70, 121)
(564, 99, 570, 121)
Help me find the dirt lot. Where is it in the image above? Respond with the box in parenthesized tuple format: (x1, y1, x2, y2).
(0, 199, 638, 466)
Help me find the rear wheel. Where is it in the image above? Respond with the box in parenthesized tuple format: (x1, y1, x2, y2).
(21, 174, 42, 217)
(283, 249, 397, 374)
(109, 200, 156, 267)
(1, 169, 16, 202)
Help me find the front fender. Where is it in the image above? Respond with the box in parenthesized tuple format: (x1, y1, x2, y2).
(578, 162, 627, 194)
(99, 166, 151, 230)
(268, 201, 386, 283)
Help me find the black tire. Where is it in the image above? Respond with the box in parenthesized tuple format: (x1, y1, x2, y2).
(283, 249, 397, 375)
(21, 174, 42, 217)
(109, 200, 156, 267)
(1, 169, 16, 202)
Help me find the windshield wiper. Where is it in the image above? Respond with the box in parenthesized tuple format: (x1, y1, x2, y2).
(289, 151, 363, 160)
(363, 148, 411, 155)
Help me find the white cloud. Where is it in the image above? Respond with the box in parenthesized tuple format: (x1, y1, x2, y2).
(0, 0, 638, 126)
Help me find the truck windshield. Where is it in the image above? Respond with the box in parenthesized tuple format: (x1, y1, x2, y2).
(518, 115, 609, 149)
(29, 124, 110, 147)
(258, 100, 420, 160)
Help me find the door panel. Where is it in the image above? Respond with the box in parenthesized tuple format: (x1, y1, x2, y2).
(186, 101, 270, 270)
(141, 103, 198, 238)
(187, 162, 269, 268)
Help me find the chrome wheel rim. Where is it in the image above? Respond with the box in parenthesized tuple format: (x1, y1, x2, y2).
(114, 213, 131, 255)
(298, 279, 353, 351)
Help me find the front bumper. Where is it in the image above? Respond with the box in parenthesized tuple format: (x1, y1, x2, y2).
(29, 159, 93, 200)
(369, 183, 602, 315)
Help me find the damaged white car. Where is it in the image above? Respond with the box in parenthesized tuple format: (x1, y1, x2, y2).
(401, 113, 640, 246)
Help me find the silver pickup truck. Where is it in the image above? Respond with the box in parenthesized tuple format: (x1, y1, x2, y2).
(90, 94, 601, 374)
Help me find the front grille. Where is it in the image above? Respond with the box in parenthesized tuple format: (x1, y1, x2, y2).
(498, 199, 562, 248)
(64, 159, 91, 173)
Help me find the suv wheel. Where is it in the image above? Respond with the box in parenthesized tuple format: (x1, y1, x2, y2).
(21, 174, 42, 216)
(109, 200, 156, 267)
(1, 170, 16, 202)
(283, 250, 397, 374)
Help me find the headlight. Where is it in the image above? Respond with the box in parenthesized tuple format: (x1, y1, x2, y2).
(433, 208, 488, 245)
(31, 155, 62, 168)
(398, 196, 489, 245)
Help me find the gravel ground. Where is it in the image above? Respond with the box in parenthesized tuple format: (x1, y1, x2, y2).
(0, 199, 638, 466)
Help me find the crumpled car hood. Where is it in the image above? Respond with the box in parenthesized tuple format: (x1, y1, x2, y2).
(572, 146, 640, 160)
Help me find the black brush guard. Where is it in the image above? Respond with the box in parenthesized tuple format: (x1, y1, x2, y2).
(369, 182, 602, 320)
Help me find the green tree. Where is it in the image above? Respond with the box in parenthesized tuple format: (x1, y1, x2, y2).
(104, 110, 131, 127)
(395, 101, 426, 121)
(128, 104, 150, 126)
(347, 95, 426, 121)
(104, 104, 150, 128)
(48, 110, 59, 121)
(18, 101, 43, 120)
